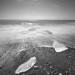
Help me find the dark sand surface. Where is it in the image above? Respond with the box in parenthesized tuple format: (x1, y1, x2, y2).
(0, 40, 75, 75)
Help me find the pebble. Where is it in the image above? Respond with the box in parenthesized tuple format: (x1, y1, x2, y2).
(59, 73, 63, 75)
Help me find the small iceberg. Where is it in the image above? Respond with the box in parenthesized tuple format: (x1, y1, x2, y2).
(53, 40, 68, 52)
(15, 57, 36, 74)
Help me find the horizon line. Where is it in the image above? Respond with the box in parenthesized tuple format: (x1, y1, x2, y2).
(0, 19, 75, 21)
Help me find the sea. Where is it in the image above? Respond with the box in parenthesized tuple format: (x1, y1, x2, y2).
(0, 20, 75, 25)
(0, 20, 75, 48)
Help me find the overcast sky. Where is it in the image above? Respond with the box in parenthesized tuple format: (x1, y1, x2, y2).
(0, 0, 75, 20)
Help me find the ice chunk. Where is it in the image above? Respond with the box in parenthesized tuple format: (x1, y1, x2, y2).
(53, 40, 68, 52)
(15, 57, 36, 74)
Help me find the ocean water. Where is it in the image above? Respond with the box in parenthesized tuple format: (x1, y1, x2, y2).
(0, 20, 75, 25)
(0, 20, 75, 48)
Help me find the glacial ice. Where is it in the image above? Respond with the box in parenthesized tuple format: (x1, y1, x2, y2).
(15, 57, 36, 74)
(53, 40, 68, 52)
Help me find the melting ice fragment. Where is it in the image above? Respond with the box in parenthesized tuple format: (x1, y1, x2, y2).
(53, 40, 68, 52)
(15, 57, 36, 74)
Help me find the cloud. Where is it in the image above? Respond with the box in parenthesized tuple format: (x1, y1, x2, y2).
(16, 0, 39, 2)
(51, 3, 59, 7)
(32, 0, 38, 1)
(16, 0, 24, 2)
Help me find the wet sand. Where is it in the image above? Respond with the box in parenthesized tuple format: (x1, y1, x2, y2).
(0, 24, 75, 75)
